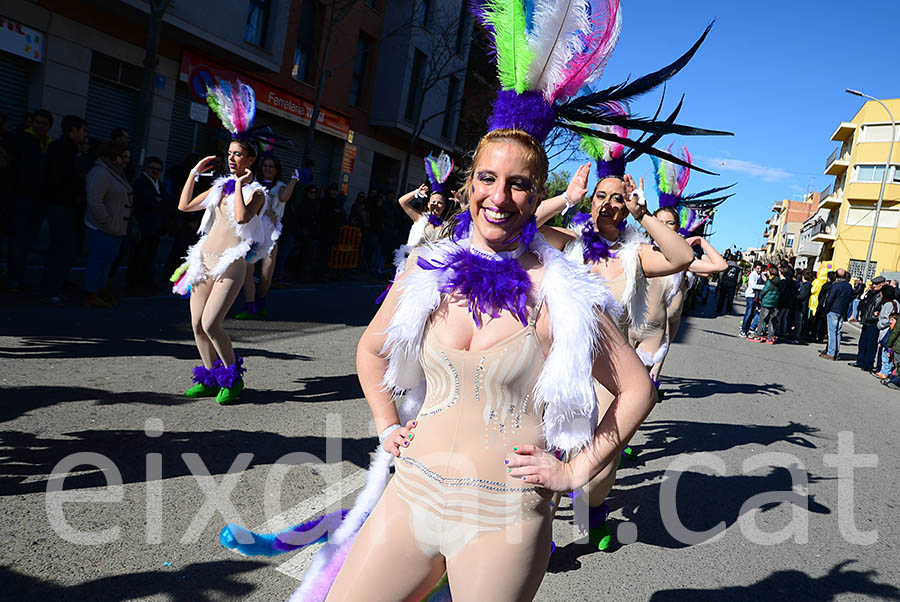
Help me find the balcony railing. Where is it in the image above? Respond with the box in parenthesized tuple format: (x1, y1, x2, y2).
(825, 149, 837, 170)
(820, 184, 832, 199)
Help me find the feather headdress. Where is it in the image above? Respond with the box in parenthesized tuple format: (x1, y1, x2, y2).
(473, 0, 731, 170)
(650, 144, 735, 235)
(206, 79, 257, 138)
(424, 151, 454, 194)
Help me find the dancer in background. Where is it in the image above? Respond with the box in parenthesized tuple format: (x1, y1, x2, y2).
(172, 81, 268, 404)
(399, 151, 454, 248)
(235, 153, 298, 319)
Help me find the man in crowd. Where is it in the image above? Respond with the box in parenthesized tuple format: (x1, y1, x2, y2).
(740, 262, 766, 337)
(776, 262, 798, 340)
(41, 115, 89, 303)
(127, 156, 165, 294)
(855, 276, 887, 371)
(750, 265, 781, 344)
(5, 108, 53, 291)
(848, 277, 864, 322)
(820, 269, 852, 360)
(797, 269, 812, 341)
(716, 257, 742, 315)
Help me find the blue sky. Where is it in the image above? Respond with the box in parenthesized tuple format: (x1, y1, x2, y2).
(553, 0, 898, 252)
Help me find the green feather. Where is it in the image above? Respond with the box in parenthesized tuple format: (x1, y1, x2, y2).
(484, 0, 532, 92)
(579, 134, 606, 161)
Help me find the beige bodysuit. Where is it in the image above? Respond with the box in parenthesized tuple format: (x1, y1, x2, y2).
(327, 307, 555, 602)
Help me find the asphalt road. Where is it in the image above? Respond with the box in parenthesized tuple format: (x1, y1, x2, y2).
(1, 286, 898, 602)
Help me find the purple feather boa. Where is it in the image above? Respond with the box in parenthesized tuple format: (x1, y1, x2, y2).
(574, 213, 625, 263)
(426, 213, 444, 228)
(222, 178, 236, 196)
(417, 247, 532, 327)
(192, 363, 218, 387)
(487, 90, 556, 143)
(214, 355, 245, 389)
(451, 210, 473, 242)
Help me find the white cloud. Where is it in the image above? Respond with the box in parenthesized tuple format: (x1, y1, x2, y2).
(709, 157, 794, 182)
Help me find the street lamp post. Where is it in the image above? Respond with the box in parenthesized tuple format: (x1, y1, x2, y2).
(845, 89, 896, 281)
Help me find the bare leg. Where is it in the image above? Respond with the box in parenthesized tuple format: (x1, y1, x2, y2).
(326, 481, 446, 602)
(189, 278, 218, 367)
(241, 261, 256, 304)
(200, 260, 246, 366)
(257, 244, 277, 299)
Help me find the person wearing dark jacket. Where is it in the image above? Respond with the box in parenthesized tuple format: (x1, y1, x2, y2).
(776, 264, 798, 338)
(848, 278, 864, 321)
(5, 108, 52, 290)
(40, 115, 88, 301)
(127, 157, 166, 294)
(814, 271, 836, 343)
(855, 276, 886, 371)
(797, 270, 812, 341)
(820, 269, 853, 360)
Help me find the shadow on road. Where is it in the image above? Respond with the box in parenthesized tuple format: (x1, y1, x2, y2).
(549, 465, 831, 572)
(648, 560, 900, 601)
(247, 374, 364, 405)
(661, 375, 788, 399)
(0, 559, 268, 601)
(1, 385, 195, 423)
(630, 419, 821, 464)
(0, 428, 376, 496)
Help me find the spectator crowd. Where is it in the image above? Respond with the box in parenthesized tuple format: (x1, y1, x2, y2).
(0, 109, 416, 308)
(729, 257, 900, 393)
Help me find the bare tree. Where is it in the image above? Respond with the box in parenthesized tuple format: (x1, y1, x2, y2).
(135, 0, 172, 164)
(398, 2, 471, 193)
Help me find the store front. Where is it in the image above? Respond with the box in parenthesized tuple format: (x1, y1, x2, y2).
(0, 15, 43, 128)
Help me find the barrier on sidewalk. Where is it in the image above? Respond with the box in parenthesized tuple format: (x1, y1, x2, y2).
(328, 226, 362, 270)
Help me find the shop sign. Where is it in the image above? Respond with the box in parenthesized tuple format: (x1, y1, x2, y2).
(0, 16, 43, 62)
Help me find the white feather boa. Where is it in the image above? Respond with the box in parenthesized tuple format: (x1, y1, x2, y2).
(380, 232, 618, 452)
(636, 339, 669, 368)
(182, 176, 268, 286)
(565, 221, 649, 333)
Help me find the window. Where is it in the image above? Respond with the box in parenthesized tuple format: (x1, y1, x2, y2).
(845, 204, 900, 228)
(441, 76, 460, 138)
(350, 35, 371, 107)
(245, 0, 271, 46)
(785, 234, 795, 248)
(853, 164, 900, 183)
(405, 50, 426, 121)
(849, 259, 878, 281)
(90, 52, 142, 90)
(292, 1, 317, 83)
(860, 123, 900, 143)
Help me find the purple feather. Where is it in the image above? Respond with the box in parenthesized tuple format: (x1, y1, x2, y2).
(427, 214, 444, 228)
(375, 281, 393, 305)
(191, 364, 217, 387)
(417, 247, 532, 327)
(214, 355, 245, 389)
(504, 214, 537, 250)
(658, 192, 680, 208)
(487, 90, 557, 143)
(223, 179, 236, 196)
(578, 215, 620, 263)
(596, 157, 626, 180)
(451, 210, 473, 242)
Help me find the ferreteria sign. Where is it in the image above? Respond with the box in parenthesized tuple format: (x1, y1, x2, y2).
(179, 49, 350, 140)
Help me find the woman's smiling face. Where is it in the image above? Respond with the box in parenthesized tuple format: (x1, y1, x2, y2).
(468, 142, 538, 251)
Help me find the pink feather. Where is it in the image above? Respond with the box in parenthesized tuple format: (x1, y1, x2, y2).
(553, 0, 621, 101)
(232, 86, 247, 133)
(676, 145, 692, 192)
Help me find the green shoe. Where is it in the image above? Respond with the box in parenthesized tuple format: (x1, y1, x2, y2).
(185, 383, 219, 398)
(216, 378, 244, 404)
(234, 309, 255, 320)
(589, 523, 613, 551)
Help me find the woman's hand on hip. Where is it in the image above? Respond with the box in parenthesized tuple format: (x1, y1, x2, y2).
(382, 420, 417, 457)
(506, 444, 575, 492)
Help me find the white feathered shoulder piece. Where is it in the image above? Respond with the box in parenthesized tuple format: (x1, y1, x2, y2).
(380, 233, 619, 453)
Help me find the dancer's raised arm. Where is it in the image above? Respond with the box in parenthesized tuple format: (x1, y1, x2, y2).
(626, 175, 694, 277)
(397, 184, 428, 221)
(685, 236, 727, 276)
(177, 155, 216, 212)
(535, 162, 591, 226)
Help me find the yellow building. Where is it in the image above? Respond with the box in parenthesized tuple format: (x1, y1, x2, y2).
(815, 98, 900, 279)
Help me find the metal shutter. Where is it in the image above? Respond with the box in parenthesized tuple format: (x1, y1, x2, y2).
(255, 115, 335, 188)
(85, 77, 138, 142)
(0, 53, 31, 128)
(166, 83, 210, 169)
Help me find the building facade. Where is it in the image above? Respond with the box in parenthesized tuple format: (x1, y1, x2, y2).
(763, 192, 819, 260)
(814, 98, 900, 280)
(1, 0, 473, 203)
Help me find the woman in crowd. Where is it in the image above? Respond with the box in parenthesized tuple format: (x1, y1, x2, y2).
(874, 285, 898, 380)
(83, 140, 133, 309)
(172, 81, 269, 404)
(235, 154, 298, 319)
(398, 151, 454, 248)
